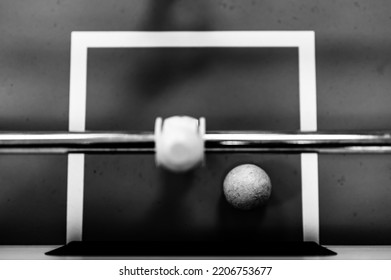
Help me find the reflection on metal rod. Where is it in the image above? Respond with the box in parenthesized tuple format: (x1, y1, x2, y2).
(1, 131, 391, 153)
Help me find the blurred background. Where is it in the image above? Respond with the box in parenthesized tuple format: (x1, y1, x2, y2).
(1, 0, 391, 245)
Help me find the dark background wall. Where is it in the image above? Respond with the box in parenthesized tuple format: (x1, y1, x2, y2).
(1, 0, 391, 245)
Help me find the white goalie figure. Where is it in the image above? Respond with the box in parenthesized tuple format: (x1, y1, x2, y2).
(154, 116, 206, 172)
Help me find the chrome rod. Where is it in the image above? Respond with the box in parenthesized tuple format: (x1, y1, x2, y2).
(1, 131, 391, 153)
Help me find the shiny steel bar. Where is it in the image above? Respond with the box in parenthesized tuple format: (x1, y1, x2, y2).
(1, 131, 391, 153)
(0, 132, 155, 153)
(206, 131, 391, 153)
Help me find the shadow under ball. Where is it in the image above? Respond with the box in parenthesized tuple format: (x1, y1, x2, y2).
(223, 164, 272, 210)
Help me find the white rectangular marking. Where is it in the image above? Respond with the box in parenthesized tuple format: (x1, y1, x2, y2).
(67, 31, 319, 243)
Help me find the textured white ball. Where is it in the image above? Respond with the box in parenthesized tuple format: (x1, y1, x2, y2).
(223, 164, 272, 210)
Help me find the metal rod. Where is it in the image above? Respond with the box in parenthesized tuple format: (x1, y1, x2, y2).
(1, 131, 391, 154)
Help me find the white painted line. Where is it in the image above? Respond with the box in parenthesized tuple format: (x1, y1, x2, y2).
(67, 31, 319, 243)
(71, 31, 316, 48)
(67, 33, 88, 242)
(298, 32, 319, 242)
(301, 153, 319, 242)
(299, 32, 318, 131)
(66, 154, 84, 243)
